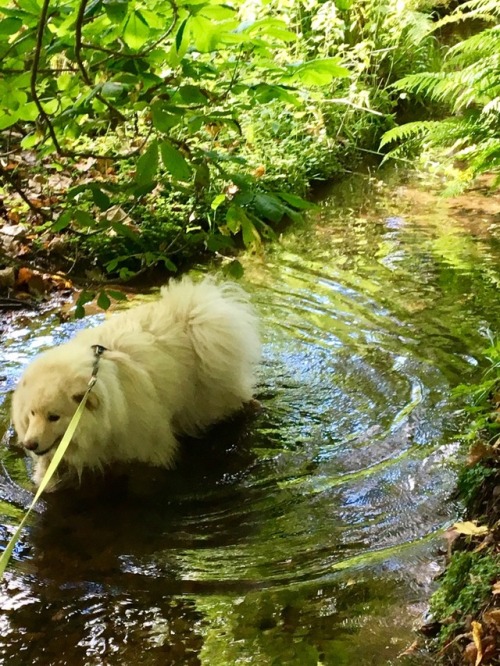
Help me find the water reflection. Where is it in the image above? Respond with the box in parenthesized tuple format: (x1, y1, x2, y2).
(1, 172, 500, 664)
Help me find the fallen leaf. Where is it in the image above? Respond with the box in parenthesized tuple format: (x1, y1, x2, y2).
(483, 609, 500, 629)
(472, 620, 483, 666)
(463, 641, 477, 665)
(16, 267, 34, 286)
(452, 521, 489, 536)
(492, 581, 500, 595)
(467, 441, 494, 466)
(398, 639, 419, 657)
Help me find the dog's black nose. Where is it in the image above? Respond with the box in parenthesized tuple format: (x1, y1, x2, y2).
(24, 440, 39, 451)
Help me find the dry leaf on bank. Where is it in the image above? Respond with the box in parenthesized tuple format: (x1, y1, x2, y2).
(467, 441, 494, 466)
(452, 521, 489, 536)
(483, 609, 500, 630)
(472, 620, 483, 666)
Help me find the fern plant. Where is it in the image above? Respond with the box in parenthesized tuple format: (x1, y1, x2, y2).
(381, 0, 500, 191)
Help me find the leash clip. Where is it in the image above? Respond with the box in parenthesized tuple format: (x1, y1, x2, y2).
(89, 344, 108, 387)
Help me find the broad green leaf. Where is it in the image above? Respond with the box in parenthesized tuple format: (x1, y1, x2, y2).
(14, 0, 39, 15)
(101, 82, 128, 98)
(5, 90, 27, 111)
(41, 98, 59, 114)
(0, 17, 22, 34)
(90, 187, 111, 210)
(105, 1, 129, 23)
(97, 291, 111, 310)
(160, 256, 177, 272)
(75, 290, 95, 318)
(205, 234, 233, 251)
(211, 193, 226, 210)
(20, 132, 40, 148)
(176, 17, 187, 50)
(74, 210, 96, 227)
(57, 72, 73, 91)
(194, 161, 210, 191)
(0, 113, 17, 129)
(135, 140, 159, 185)
(277, 192, 317, 210)
(169, 17, 189, 65)
(335, 0, 353, 8)
(223, 259, 244, 279)
(189, 15, 219, 52)
(151, 102, 182, 132)
(199, 4, 236, 20)
(110, 221, 140, 241)
(225, 206, 260, 247)
(226, 204, 244, 233)
(52, 210, 72, 232)
(178, 85, 208, 105)
(285, 58, 350, 86)
(252, 84, 301, 106)
(17, 102, 39, 121)
(254, 193, 285, 222)
(159, 140, 191, 181)
(238, 18, 297, 43)
(106, 289, 128, 301)
(140, 9, 170, 30)
(123, 11, 150, 49)
(241, 216, 261, 247)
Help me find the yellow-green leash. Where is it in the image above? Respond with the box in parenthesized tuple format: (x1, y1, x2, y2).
(0, 344, 106, 578)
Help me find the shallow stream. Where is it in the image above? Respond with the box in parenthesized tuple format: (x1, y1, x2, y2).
(1, 171, 500, 665)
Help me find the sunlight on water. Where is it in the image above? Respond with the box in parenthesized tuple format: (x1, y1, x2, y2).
(1, 171, 500, 665)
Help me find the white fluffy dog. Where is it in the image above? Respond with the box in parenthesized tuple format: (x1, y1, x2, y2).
(12, 277, 261, 488)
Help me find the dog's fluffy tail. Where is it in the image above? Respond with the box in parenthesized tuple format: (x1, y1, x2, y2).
(160, 277, 261, 431)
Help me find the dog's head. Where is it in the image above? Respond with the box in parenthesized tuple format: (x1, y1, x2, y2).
(12, 348, 99, 458)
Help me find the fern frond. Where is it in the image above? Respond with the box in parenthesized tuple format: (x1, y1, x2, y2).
(483, 97, 500, 114)
(454, 0, 500, 19)
(433, 0, 500, 31)
(402, 10, 436, 45)
(392, 72, 447, 95)
(448, 27, 500, 63)
(379, 120, 440, 148)
(468, 139, 500, 172)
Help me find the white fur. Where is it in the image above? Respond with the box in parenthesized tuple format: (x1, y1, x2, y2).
(11, 277, 261, 487)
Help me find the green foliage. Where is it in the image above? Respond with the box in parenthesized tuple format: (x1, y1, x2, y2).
(428, 339, 500, 652)
(456, 464, 497, 507)
(453, 338, 500, 441)
(0, 0, 445, 287)
(430, 551, 499, 640)
(381, 0, 500, 190)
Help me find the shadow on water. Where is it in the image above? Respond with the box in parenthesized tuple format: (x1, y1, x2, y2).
(1, 170, 500, 664)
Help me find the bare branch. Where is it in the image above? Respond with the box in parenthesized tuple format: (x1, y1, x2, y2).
(30, 0, 64, 153)
(0, 162, 50, 221)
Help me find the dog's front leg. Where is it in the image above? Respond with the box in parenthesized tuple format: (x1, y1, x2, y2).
(32, 455, 58, 492)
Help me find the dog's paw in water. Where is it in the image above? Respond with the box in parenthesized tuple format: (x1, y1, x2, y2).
(12, 277, 261, 489)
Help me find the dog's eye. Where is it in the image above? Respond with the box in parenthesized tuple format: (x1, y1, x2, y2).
(30, 410, 35, 416)
(48, 414, 60, 422)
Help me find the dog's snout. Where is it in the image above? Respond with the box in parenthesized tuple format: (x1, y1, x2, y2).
(23, 440, 39, 451)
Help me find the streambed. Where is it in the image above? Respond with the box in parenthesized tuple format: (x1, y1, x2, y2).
(1, 171, 500, 665)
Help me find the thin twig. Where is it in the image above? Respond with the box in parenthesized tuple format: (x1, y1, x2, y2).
(30, 0, 64, 152)
(0, 162, 50, 220)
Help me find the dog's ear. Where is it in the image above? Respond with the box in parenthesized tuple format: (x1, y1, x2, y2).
(72, 392, 99, 411)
